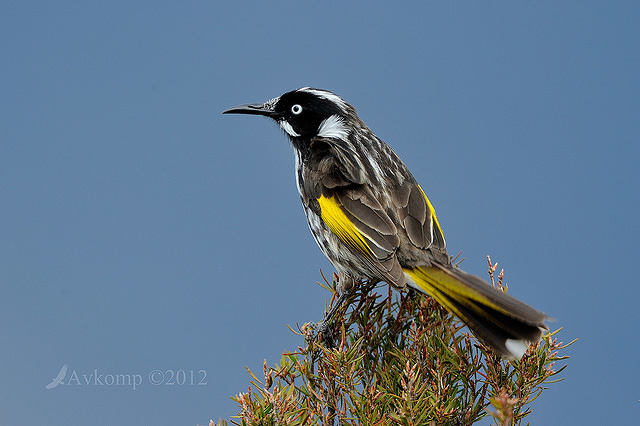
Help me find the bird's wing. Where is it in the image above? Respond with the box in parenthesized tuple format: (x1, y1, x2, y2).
(392, 183, 447, 259)
(305, 138, 446, 284)
(316, 186, 405, 287)
(324, 136, 446, 258)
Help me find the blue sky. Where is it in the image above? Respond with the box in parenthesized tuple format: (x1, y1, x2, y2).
(2, 1, 639, 425)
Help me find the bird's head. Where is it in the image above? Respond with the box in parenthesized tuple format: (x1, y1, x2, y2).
(223, 87, 353, 141)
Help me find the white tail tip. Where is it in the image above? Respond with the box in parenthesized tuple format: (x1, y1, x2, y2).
(505, 339, 530, 359)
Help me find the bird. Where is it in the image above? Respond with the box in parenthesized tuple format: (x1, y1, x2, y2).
(223, 87, 547, 359)
(45, 364, 68, 389)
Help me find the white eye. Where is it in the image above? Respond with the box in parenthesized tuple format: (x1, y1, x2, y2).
(291, 104, 303, 115)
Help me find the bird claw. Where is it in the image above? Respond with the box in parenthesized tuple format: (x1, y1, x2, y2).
(305, 290, 352, 348)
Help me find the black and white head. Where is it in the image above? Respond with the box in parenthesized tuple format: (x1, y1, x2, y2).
(223, 87, 355, 142)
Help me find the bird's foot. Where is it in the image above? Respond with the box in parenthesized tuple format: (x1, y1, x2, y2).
(306, 290, 351, 348)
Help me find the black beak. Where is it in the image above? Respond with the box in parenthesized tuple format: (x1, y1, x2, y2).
(222, 102, 276, 117)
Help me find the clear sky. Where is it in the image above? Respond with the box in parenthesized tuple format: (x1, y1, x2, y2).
(2, 2, 639, 425)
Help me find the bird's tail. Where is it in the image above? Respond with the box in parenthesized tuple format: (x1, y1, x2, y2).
(404, 264, 547, 359)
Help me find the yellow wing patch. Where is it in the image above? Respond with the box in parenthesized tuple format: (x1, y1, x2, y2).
(417, 185, 445, 246)
(317, 194, 373, 256)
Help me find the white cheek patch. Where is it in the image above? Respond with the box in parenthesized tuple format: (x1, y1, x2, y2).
(279, 120, 301, 137)
(318, 114, 349, 141)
